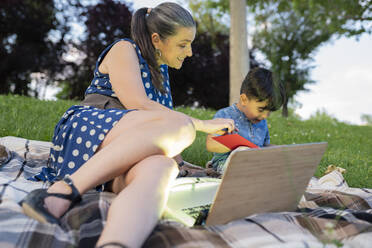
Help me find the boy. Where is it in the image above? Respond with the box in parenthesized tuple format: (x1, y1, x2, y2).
(206, 67, 285, 174)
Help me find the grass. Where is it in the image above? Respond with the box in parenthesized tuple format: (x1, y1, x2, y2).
(1, 94, 371, 188)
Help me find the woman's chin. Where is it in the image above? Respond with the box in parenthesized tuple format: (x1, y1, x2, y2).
(170, 63, 183, 70)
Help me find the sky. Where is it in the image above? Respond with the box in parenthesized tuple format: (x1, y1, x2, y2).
(46, 0, 372, 125)
(294, 34, 372, 125)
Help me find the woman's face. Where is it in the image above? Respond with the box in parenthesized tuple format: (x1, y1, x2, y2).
(153, 26, 196, 69)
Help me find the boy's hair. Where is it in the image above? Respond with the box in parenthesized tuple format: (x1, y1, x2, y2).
(240, 67, 285, 111)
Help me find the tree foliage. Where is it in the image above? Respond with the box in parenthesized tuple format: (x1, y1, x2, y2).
(0, 0, 67, 97)
(196, 0, 372, 116)
(188, 0, 229, 47)
(4, 0, 370, 113)
(250, 0, 372, 116)
(58, 0, 133, 99)
(247, 0, 372, 36)
(170, 32, 230, 108)
(0, 0, 253, 109)
(177, 0, 260, 109)
(361, 114, 372, 126)
(252, 3, 331, 116)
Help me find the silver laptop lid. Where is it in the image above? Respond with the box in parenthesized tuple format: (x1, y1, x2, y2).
(206, 142, 327, 226)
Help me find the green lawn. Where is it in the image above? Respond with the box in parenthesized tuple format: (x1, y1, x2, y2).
(1, 94, 371, 188)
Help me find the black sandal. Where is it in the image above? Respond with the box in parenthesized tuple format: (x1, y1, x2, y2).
(21, 176, 82, 224)
(96, 242, 128, 248)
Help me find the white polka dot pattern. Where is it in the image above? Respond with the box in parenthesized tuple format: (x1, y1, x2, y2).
(84, 39, 173, 110)
(45, 105, 131, 183)
(40, 37, 174, 185)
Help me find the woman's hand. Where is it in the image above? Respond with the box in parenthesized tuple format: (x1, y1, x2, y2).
(195, 118, 235, 135)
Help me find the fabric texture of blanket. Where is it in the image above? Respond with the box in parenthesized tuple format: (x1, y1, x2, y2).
(0, 136, 371, 248)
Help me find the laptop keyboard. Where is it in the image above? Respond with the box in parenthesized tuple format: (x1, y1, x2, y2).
(182, 204, 211, 225)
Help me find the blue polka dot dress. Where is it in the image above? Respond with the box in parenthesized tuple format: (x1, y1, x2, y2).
(32, 38, 173, 185)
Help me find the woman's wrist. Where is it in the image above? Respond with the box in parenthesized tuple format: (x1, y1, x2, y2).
(190, 117, 203, 131)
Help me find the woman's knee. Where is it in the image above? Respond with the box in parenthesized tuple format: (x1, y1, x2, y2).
(125, 155, 179, 185)
(172, 113, 195, 142)
(144, 155, 179, 179)
(158, 112, 196, 157)
(99, 110, 195, 155)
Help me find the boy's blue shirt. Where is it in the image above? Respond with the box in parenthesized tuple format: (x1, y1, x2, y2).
(210, 104, 270, 173)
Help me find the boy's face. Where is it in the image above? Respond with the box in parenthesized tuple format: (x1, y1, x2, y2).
(239, 94, 270, 124)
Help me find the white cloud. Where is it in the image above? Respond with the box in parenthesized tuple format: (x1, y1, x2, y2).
(295, 34, 372, 125)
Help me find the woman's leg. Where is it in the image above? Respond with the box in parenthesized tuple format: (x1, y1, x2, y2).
(44, 109, 195, 220)
(96, 155, 178, 248)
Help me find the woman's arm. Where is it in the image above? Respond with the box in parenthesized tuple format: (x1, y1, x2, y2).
(100, 41, 235, 134)
(100, 40, 166, 111)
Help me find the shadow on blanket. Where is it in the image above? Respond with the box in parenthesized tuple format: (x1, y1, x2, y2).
(0, 136, 371, 248)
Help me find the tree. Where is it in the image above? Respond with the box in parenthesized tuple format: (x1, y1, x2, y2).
(188, 0, 229, 46)
(183, 0, 261, 109)
(170, 32, 230, 109)
(252, 3, 332, 116)
(249, 0, 372, 116)
(0, 0, 67, 97)
(170, 29, 261, 109)
(193, 0, 372, 116)
(58, 0, 133, 99)
(229, 0, 249, 105)
(189, 0, 249, 106)
(361, 114, 372, 126)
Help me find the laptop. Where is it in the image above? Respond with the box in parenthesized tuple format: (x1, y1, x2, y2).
(163, 142, 327, 227)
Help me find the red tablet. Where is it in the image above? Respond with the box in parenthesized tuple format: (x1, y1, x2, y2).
(212, 133, 259, 150)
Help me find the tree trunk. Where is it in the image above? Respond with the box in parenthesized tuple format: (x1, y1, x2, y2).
(229, 0, 249, 106)
(282, 78, 290, 117)
(282, 99, 289, 117)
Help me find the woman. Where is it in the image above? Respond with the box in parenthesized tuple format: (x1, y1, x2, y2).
(22, 3, 235, 248)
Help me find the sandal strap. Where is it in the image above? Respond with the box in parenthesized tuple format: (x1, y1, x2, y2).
(96, 242, 128, 248)
(62, 176, 82, 204)
(46, 176, 82, 204)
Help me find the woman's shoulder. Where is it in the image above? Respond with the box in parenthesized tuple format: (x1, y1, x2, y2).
(111, 39, 136, 51)
(109, 38, 145, 62)
(96, 38, 137, 63)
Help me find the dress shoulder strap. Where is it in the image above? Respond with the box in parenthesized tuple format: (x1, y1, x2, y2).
(94, 38, 146, 74)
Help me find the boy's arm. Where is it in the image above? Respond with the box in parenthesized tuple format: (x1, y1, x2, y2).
(206, 134, 231, 153)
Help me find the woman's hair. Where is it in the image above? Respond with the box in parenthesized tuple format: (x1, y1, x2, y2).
(131, 2, 195, 92)
(240, 67, 286, 111)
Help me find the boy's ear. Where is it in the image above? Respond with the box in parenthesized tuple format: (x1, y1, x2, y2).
(151, 33, 161, 49)
(240, 93, 249, 105)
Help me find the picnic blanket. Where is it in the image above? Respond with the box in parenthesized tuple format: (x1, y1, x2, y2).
(0, 136, 371, 248)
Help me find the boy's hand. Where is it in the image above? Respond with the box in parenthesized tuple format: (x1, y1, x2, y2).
(217, 127, 239, 136)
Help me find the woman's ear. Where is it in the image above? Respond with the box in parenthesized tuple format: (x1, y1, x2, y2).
(151, 33, 161, 49)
